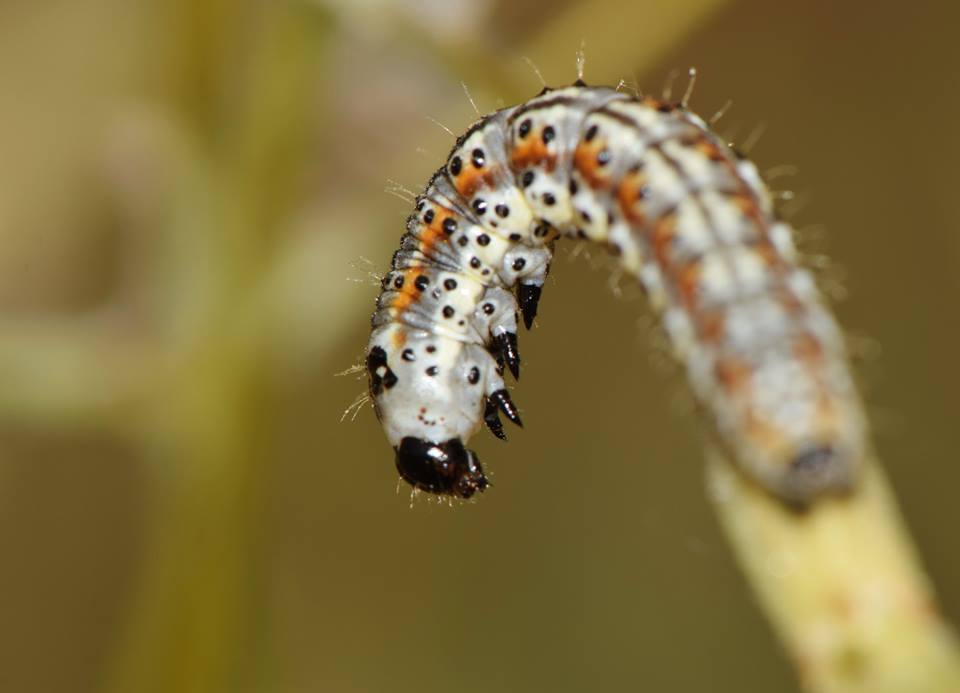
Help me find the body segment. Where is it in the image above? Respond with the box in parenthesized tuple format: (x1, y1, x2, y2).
(366, 84, 867, 505)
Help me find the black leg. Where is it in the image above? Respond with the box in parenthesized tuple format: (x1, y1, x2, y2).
(489, 389, 522, 427)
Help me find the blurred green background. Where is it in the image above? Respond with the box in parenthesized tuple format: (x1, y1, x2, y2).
(1, 1, 958, 691)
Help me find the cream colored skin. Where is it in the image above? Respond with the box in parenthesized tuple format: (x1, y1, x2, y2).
(369, 85, 866, 505)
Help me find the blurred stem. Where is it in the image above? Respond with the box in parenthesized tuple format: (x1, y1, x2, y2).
(0, 314, 158, 430)
(708, 453, 960, 693)
(104, 3, 330, 693)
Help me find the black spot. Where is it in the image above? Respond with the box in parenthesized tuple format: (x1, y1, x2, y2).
(576, 229, 587, 239)
(393, 275, 404, 290)
(607, 211, 615, 225)
(443, 217, 457, 234)
(477, 234, 490, 246)
(482, 268, 490, 276)
(442, 306, 455, 318)
(610, 243, 623, 257)
(657, 102, 674, 113)
(596, 149, 611, 166)
(542, 125, 555, 144)
(401, 348, 415, 361)
(509, 233, 522, 241)
(543, 192, 556, 206)
(472, 198, 487, 215)
(449, 156, 462, 176)
(443, 278, 457, 290)
(414, 275, 430, 291)
(483, 302, 495, 315)
(534, 223, 551, 237)
(568, 179, 578, 195)
(367, 346, 398, 395)
(457, 235, 468, 247)
(512, 258, 526, 271)
(426, 345, 437, 353)
(521, 170, 535, 188)
(471, 148, 485, 168)
(579, 209, 592, 223)
(425, 366, 439, 376)
(470, 257, 482, 269)
(518, 119, 532, 138)
(416, 200, 425, 211)
(423, 209, 435, 224)
(495, 204, 510, 218)
(584, 124, 598, 142)
(468, 367, 480, 385)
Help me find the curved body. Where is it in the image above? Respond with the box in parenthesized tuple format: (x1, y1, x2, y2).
(366, 83, 866, 505)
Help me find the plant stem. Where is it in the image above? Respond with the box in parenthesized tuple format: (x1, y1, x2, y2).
(708, 452, 960, 692)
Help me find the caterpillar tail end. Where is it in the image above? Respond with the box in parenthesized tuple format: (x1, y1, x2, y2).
(771, 444, 858, 510)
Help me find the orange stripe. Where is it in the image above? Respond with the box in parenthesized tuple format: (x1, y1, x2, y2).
(454, 166, 498, 198)
(510, 136, 555, 172)
(616, 171, 648, 223)
(573, 139, 610, 188)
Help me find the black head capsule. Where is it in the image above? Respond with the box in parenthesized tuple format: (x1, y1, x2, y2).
(779, 444, 854, 508)
(394, 437, 488, 498)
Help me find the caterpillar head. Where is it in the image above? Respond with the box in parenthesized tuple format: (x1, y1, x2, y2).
(394, 437, 488, 498)
(367, 332, 507, 499)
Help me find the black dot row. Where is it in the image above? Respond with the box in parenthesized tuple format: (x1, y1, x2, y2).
(398, 346, 481, 385)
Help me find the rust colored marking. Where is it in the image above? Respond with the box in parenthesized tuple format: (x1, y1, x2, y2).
(697, 309, 725, 344)
(616, 170, 649, 223)
(693, 137, 728, 163)
(746, 234, 780, 267)
(411, 206, 458, 264)
(714, 356, 750, 393)
(391, 269, 419, 312)
(777, 286, 807, 317)
(793, 331, 824, 364)
(391, 329, 407, 348)
(675, 257, 702, 308)
(510, 130, 556, 172)
(742, 412, 787, 458)
(650, 212, 678, 266)
(641, 96, 677, 114)
(573, 138, 612, 189)
(732, 193, 765, 227)
(454, 166, 499, 199)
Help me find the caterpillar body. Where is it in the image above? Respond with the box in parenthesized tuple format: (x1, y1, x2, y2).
(366, 82, 867, 506)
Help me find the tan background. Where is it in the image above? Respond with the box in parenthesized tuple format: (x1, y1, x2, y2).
(0, 1, 958, 691)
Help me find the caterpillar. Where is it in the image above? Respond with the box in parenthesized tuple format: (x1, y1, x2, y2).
(365, 80, 867, 506)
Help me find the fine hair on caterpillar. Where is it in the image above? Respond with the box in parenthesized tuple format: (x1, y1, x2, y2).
(364, 76, 868, 508)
